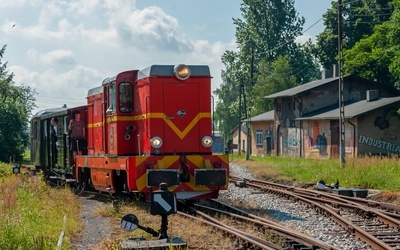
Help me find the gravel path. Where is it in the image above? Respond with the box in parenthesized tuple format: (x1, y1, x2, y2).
(71, 194, 113, 250)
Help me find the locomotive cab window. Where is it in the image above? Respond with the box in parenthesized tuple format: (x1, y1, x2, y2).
(119, 83, 132, 113)
(106, 83, 116, 114)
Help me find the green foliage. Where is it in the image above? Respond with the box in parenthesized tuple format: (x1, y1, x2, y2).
(316, 0, 393, 70)
(252, 56, 298, 115)
(343, 0, 400, 89)
(0, 45, 37, 163)
(214, 0, 319, 140)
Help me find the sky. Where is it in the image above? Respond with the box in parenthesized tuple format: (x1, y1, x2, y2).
(0, 0, 332, 116)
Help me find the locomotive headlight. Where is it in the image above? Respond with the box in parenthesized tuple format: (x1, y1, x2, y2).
(150, 136, 163, 149)
(174, 64, 191, 80)
(201, 136, 213, 148)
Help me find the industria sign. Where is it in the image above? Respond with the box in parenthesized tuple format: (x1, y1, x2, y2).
(359, 135, 400, 154)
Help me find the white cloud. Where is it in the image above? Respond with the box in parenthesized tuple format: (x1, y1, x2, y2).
(27, 49, 76, 65)
(10, 64, 104, 114)
(295, 33, 314, 44)
(0, 0, 30, 8)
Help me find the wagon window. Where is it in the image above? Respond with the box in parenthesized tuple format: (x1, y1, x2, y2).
(33, 121, 38, 140)
(119, 83, 132, 113)
(63, 116, 68, 134)
(43, 120, 48, 137)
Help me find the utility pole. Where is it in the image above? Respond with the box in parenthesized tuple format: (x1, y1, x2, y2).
(246, 50, 254, 160)
(238, 82, 242, 156)
(338, 0, 346, 165)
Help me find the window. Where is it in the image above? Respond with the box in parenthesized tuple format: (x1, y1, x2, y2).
(33, 121, 38, 140)
(63, 116, 68, 134)
(256, 130, 263, 146)
(106, 83, 116, 114)
(119, 83, 133, 113)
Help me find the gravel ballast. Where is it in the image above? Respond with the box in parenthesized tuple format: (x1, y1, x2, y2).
(217, 164, 371, 250)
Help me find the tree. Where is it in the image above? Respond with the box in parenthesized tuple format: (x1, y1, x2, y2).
(316, 0, 393, 70)
(214, 0, 319, 139)
(213, 50, 243, 140)
(252, 56, 298, 115)
(0, 45, 37, 163)
(343, 0, 400, 89)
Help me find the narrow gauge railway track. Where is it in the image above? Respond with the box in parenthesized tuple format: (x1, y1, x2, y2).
(230, 175, 400, 249)
(178, 200, 340, 250)
(231, 174, 400, 220)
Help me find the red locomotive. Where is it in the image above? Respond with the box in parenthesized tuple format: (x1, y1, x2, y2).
(30, 64, 229, 200)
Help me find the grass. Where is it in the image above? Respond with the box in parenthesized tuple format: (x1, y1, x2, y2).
(231, 154, 400, 203)
(0, 162, 82, 250)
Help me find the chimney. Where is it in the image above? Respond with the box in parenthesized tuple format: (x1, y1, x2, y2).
(321, 69, 333, 79)
(366, 90, 379, 102)
(333, 64, 339, 77)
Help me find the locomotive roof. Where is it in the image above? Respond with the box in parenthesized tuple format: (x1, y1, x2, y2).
(87, 86, 103, 97)
(137, 65, 211, 80)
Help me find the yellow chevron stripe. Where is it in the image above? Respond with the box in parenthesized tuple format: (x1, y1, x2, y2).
(151, 112, 211, 139)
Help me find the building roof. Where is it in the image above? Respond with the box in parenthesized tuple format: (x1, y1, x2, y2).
(243, 110, 274, 122)
(297, 96, 400, 120)
(230, 125, 248, 135)
(264, 75, 359, 98)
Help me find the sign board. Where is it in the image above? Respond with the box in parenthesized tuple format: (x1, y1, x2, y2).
(120, 214, 139, 232)
(150, 190, 177, 215)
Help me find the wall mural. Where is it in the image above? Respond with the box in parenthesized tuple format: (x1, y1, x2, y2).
(358, 135, 400, 154)
(374, 107, 400, 130)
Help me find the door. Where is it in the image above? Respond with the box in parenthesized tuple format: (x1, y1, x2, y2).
(163, 83, 199, 153)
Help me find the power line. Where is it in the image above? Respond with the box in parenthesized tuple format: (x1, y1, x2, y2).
(253, 17, 324, 57)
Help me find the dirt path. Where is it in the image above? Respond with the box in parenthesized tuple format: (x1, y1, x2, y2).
(71, 194, 113, 250)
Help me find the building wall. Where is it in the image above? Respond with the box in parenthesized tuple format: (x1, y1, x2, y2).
(301, 83, 341, 114)
(301, 119, 356, 158)
(250, 121, 275, 156)
(357, 107, 400, 155)
(301, 78, 397, 114)
(272, 76, 400, 159)
(231, 129, 247, 154)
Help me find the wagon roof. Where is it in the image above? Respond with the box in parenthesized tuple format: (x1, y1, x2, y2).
(31, 107, 68, 119)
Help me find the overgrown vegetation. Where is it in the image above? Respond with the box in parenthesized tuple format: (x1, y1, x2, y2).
(0, 162, 81, 250)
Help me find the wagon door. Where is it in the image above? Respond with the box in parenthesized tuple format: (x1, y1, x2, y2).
(163, 83, 199, 153)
